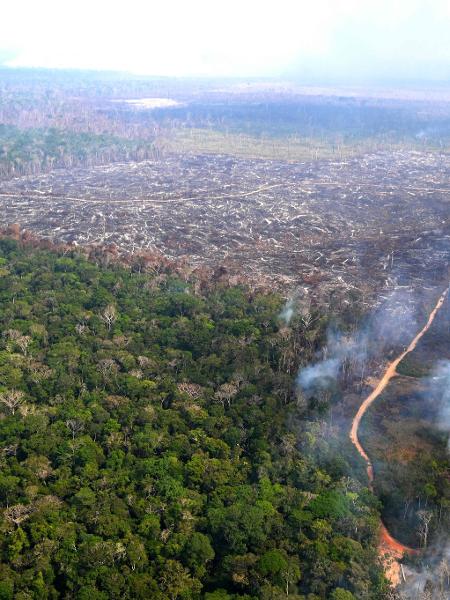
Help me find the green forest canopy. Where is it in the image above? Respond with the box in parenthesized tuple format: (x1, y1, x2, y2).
(0, 239, 387, 599)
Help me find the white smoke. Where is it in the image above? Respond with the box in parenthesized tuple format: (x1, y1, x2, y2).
(426, 360, 450, 453)
(399, 540, 450, 599)
(297, 287, 418, 394)
(279, 297, 296, 325)
(370, 289, 418, 350)
(279, 288, 310, 326)
(297, 357, 340, 391)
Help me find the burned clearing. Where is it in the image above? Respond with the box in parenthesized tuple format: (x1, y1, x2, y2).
(358, 291, 450, 548)
(0, 149, 449, 299)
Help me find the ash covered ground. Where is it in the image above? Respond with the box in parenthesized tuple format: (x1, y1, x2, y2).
(0, 149, 449, 300)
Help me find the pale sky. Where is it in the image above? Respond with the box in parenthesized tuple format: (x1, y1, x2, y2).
(1, 0, 450, 80)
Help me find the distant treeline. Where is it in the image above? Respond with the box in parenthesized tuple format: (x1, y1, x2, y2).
(1, 69, 450, 179)
(0, 71, 168, 178)
(149, 99, 450, 146)
(0, 125, 162, 179)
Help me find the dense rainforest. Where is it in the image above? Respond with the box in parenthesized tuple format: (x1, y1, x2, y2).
(0, 238, 387, 599)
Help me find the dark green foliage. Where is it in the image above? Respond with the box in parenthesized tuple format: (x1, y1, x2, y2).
(0, 241, 386, 598)
(396, 355, 431, 378)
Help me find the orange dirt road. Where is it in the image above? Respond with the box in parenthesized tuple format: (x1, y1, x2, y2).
(349, 285, 449, 585)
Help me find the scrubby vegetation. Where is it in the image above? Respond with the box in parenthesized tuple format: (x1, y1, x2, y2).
(0, 239, 387, 599)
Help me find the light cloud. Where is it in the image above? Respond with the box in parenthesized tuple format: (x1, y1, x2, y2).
(1, 0, 449, 79)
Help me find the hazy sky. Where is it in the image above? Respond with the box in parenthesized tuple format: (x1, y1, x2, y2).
(1, 0, 450, 80)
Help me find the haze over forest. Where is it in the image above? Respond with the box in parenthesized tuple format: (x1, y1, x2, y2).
(1, 1, 450, 81)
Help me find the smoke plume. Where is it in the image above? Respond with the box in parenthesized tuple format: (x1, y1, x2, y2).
(426, 359, 450, 453)
(279, 296, 296, 325)
(297, 287, 419, 394)
(297, 357, 340, 391)
(279, 288, 310, 326)
(399, 540, 450, 599)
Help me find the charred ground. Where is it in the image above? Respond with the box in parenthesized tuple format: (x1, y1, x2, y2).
(0, 149, 449, 305)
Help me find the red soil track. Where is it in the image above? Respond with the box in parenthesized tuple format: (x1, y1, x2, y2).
(349, 286, 449, 584)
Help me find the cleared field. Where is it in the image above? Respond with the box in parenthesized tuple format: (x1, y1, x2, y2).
(165, 128, 443, 163)
(1, 149, 449, 303)
(166, 128, 373, 161)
